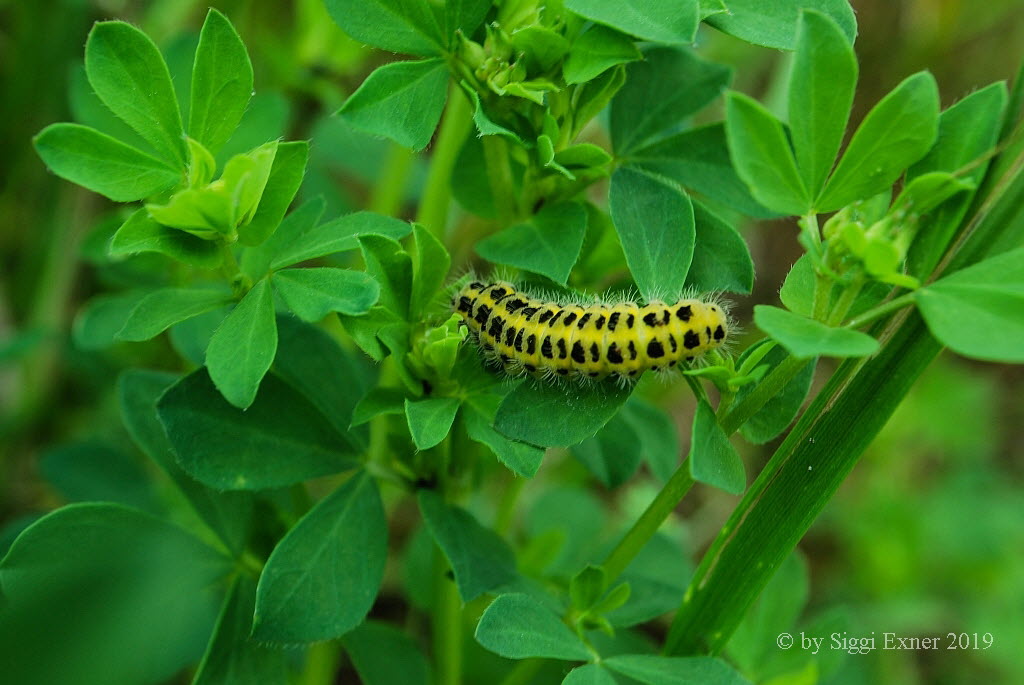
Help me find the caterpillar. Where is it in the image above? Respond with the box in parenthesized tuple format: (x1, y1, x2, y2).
(453, 280, 730, 382)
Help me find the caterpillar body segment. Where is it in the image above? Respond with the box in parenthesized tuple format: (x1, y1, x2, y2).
(453, 280, 730, 382)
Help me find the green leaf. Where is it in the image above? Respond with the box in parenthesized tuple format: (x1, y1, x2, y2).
(360, 235, 413, 320)
(189, 9, 253, 156)
(72, 291, 148, 350)
(119, 370, 252, 555)
(735, 343, 816, 444)
(778, 254, 815, 317)
(193, 577, 288, 685)
(621, 399, 679, 483)
(464, 397, 545, 478)
(157, 369, 356, 490)
(239, 140, 309, 246)
(906, 83, 1008, 278)
(686, 201, 754, 294)
(554, 143, 613, 170)
(273, 316, 372, 450)
(475, 593, 592, 661)
(271, 211, 411, 269)
(411, 223, 451, 320)
(915, 247, 1024, 363)
(39, 441, 157, 512)
(495, 381, 633, 448)
(85, 21, 186, 166)
(475, 203, 588, 286)
(253, 472, 386, 643)
(725, 92, 809, 216)
(0, 503, 229, 685)
(603, 655, 750, 684)
(405, 397, 460, 450)
(573, 66, 627, 139)
(242, 197, 325, 279)
(34, 124, 180, 202)
(459, 84, 525, 143)
(342, 621, 431, 685)
(611, 48, 731, 155)
(322, 0, 443, 56)
(629, 123, 777, 219)
(789, 10, 858, 199)
(688, 400, 745, 495)
(564, 664, 617, 685)
(563, 24, 641, 85)
(351, 388, 407, 427)
(754, 305, 879, 359)
(444, 0, 491, 42)
(206, 279, 278, 409)
(609, 167, 694, 302)
(339, 58, 449, 151)
(565, 0, 699, 45)
(272, 268, 379, 321)
(418, 490, 517, 602)
(117, 286, 232, 341)
(109, 208, 223, 269)
(571, 414, 643, 488)
(705, 0, 856, 50)
(817, 72, 940, 212)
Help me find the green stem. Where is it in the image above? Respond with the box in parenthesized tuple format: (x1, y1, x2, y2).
(602, 464, 695, 584)
(369, 142, 415, 217)
(433, 546, 463, 685)
(826, 277, 865, 326)
(298, 641, 341, 685)
(844, 292, 917, 330)
(482, 135, 517, 224)
(416, 83, 473, 240)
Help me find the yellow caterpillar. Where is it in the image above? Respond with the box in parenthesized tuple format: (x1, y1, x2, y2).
(453, 280, 730, 381)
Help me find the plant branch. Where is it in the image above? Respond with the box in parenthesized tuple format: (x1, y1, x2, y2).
(417, 83, 473, 240)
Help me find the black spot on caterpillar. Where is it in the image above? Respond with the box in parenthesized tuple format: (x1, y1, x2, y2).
(453, 281, 731, 382)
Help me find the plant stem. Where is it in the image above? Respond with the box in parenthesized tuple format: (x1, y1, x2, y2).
(433, 546, 463, 685)
(369, 142, 415, 217)
(417, 83, 473, 240)
(482, 134, 517, 224)
(602, 464, 695, 584)
(844, 292, 916, 330)
(826, 277, 865, 326)
(298, 641, 342, 685)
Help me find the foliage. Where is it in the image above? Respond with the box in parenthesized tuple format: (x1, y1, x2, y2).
(3, 1, 1024, 684)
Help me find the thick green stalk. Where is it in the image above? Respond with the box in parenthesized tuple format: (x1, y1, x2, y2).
(482, 135, 517, 224)
(433, 547, 463, 685)
(369, 143, 415, 217)
(416, 84, 472, 240)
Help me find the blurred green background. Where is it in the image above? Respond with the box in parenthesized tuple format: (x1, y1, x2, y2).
(1, 1, 1022, 683)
